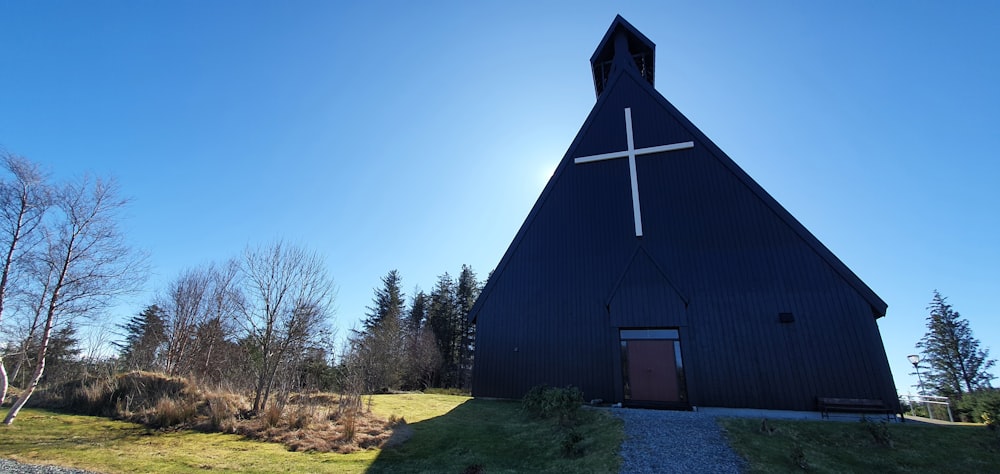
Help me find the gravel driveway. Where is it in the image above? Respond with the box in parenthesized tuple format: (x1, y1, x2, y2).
(0, 459, 96, 474)
(615, 408, 746, 473)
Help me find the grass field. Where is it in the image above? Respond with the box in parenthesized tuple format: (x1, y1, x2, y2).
(0, 394, 623, 473)
(720, 417, 1000, 473)
(6, 395, 999, 473)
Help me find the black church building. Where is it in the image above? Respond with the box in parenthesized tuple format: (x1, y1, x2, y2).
(468, 16, 899, 412)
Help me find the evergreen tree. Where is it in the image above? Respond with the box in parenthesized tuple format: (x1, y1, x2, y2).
(455, 265, 479, 389)
(407, 289, 428, 334)
(362, 270, 406, 331)
(37, 324, 81, 386)
(916, 291, 996, 396)
(115, 305, 167, 372)
(354, 270, 407, 391)
(427, 272, 458, 387)
(399, 288, 430, 389)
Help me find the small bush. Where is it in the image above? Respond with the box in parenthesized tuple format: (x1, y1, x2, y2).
(153, 397, 197, 428)
(262, 404, 283, 428)
(560, 429, 585, 458)
(342, 411, 358, 442)
(860, 416, 893, 448)
(522, 385, 584, 424)
(289, 405, 321, 430)
(759, 418, 777, 435)
(204, 395, 240, 432)
(387, 414, 407, 426)
(790, 444, 808, 469)
(955, 389, 1000, 425)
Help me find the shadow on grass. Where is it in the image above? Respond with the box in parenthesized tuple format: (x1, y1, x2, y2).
(721, 417, 1000, 473)
(368, 399, 621, 473)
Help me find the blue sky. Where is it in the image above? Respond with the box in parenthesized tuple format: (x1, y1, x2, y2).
(2, 1, 997, 395)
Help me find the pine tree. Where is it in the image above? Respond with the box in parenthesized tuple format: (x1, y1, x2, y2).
(389, 289, 429, 389)
(355, 270, 407, 391)
(916, 291, 996, 396)
(407, 289, 428, 334)
(362, 270, 406, 332)
(115, 305, 167, 372)
(427, 272, 458, 387)
(455, 265, 479, 389)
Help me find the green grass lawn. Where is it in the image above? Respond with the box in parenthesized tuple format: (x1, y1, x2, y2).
(369, 398, 622, 473)
(721, 417, 1000, 473)
(12, 394, 995, 474)
(0, 394, 623, 473)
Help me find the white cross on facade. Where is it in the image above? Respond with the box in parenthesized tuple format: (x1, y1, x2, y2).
(574, 107, 694, 237)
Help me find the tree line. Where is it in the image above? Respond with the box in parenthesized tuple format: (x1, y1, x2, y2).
(112, 263, 481, 414)
(347, 266, 480, 394)
(114, 243, 336, 414)
(0, 151, 484, 428)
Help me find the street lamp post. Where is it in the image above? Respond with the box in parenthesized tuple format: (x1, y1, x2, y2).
(908, 354, 933, 418)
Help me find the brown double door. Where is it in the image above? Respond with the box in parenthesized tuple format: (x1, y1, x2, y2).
(620, 329, 686, 404)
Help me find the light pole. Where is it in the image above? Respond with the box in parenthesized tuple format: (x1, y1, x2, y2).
(908, 354, 933, 418)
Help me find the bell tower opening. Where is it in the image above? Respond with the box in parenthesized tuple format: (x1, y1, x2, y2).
(590, 15, 656, 99)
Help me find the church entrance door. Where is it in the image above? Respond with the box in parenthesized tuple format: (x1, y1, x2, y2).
(620, 329, 687, 406)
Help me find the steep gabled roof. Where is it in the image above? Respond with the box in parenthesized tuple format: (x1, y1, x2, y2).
(469, 25, 887, 324)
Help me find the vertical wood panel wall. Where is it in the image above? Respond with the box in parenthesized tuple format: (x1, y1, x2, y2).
(470, 28, 897, 412)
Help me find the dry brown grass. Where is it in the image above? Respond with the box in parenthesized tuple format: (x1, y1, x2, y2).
(24, 371, 401, 454)
(234, 402, 401, 453)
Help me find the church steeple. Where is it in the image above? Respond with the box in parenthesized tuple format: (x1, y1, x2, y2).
(590, 15, 655, 99)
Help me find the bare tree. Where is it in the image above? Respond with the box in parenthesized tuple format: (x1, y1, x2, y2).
(0, 153, 50, 404)
(1, 258, 54, 391)
(4, 176, 145, 425)
(237, 241, 335, 414)
(193, 259, 242, 384)
(156, 259, 243, 383)
(161, 267, 211, 376)
(410, 328, 443, 390)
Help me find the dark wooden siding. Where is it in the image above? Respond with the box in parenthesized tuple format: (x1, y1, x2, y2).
(470, 63, 899, 412)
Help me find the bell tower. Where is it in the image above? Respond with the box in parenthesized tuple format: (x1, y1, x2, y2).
(590, 15, 656, 99)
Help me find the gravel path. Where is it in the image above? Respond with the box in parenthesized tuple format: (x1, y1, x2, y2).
(0, 459, 97, 474)
(615, 408, 746, 473)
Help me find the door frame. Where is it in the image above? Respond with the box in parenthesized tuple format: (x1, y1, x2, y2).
(618, 328, 689, 409)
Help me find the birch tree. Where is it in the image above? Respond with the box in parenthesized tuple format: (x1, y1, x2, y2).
(4, 176, 145, 425)
(0, 153, 49, 405)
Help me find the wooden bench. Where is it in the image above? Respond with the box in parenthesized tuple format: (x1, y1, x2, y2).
(817, 397, 894, 421)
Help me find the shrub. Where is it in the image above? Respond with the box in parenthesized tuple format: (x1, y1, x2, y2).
(203, 394, 240, 433)
(859, 416, 893, 448)
(790, 444, 808, 469)
(560, 429, 584, 458)
(262, 404, 283, 428)
(342, 410, 358, 442)
(522, 385, 584, 424)
(522, 384, 549, 415)
(289, 405, 322, 430)
(153, 396, 197, 428)
(25, 374, 118, 416)
(955, 389, 1000, 425)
